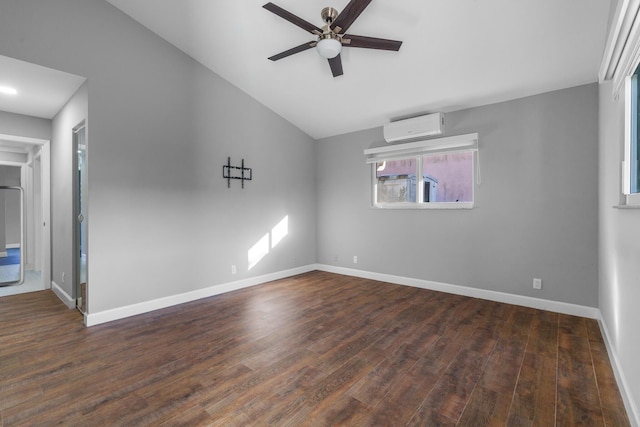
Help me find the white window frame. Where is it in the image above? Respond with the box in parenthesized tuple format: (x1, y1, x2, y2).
(364, 133, 478, 209)
(624, 72, 640, 206)
(600, 0, 640, 206)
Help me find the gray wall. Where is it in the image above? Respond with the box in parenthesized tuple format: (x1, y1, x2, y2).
(317, 84, 599, 307)
(0, 110, 52, 140)
(598, 80, 640, 421)
(0, 0, 316, 313)
(51, 82, 88, 297)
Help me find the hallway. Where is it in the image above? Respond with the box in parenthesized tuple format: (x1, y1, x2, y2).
(0, 270, 42, 297)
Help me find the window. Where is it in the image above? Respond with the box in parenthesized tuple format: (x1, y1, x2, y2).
(376, 160, 417, 204)
(365, 133, 478, 209)
(625, 64, 640, 205)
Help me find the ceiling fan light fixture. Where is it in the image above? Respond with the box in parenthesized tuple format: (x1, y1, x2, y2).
(316, 37, 341, 59)
(263, 0, 403, 77)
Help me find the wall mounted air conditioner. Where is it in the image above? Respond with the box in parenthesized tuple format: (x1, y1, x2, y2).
(383, 113, 444, 143)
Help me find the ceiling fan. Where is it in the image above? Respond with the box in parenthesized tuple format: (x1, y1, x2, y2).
(263, 0, 402, 77)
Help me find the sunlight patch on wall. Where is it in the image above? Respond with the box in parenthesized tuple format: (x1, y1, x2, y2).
(248, 233, 270, 271)
(611, 266, 621, 346)
(247, 215, 290, 271)
(271, 215, 289, 249)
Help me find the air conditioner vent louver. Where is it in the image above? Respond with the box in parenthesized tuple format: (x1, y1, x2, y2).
(384, 113, 444, 143)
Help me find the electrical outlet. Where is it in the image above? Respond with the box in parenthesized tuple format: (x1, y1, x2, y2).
(231, 265, 237, 275)
(62, 272, 65, 283)
(353, 256, 358, 264)
(533, 278, 542, 290)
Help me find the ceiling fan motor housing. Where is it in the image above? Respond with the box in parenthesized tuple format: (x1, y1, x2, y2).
(317, 6, 342, 59)
(263, 0, 403, 77)
(321, 7, 339, 24)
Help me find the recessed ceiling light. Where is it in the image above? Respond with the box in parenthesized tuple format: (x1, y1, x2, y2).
(0, 86, 18, 95)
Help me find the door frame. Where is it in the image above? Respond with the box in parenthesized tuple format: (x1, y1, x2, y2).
(72, 121, 87, 313)
(0, 134, 51, 291)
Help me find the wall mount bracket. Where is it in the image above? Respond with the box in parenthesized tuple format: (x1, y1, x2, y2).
(223, 157, 252, 189)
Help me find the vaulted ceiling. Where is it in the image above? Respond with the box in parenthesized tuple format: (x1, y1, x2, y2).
(107, 1, 612, 139)
(104, 0, 611, 139)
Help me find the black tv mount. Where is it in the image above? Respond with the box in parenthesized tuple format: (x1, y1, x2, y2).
(223, 157, 252, 189)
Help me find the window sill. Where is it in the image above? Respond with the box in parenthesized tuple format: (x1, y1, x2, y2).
(373, 202, 474, 210)
(615, 193, 640, 208)
(613, 204, 640, 209)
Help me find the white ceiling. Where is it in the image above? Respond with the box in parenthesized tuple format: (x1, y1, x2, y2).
(0, 55, 86, 120)
(105, 0, 612, 140)
(0, 55, 86, 155)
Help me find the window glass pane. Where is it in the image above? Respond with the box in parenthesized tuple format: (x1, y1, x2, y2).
(376, 159, 417, 203)
(633, 64, 640, 193)
(421, 152, 473, 202)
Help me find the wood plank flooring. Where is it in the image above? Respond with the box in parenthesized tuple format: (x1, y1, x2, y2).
(0, 271, 631, 426)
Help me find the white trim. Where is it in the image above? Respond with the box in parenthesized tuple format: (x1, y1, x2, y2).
(52, 280, 75, 309)
(372, 202, 474, 210)
(625, 192, 640, 206)
(364, 133, 478, 164)
(599, 0, 640, 98)
(600, 0, 633, 82)
(73, 121, 87, 311)
(369, 136, 478, 209)
(598, 315, 640, 427)
(622, 69, 640, 206)
(84, 265, 317, 327)
(40, 142, 51, 291)
(84, 264, 600, 325)
(615, 13, 640, 98)
(614, 202, 640, 209)
(0, 137, 51, 292)
(0, 134, 49, 146)
(315, 264, 600, 319)
(6, 243, 20, 249)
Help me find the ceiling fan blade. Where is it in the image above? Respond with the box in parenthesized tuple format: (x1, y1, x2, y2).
(328, 55, 343, 77)
(342, 34, 403, 51)
(263, 3, 322, 34)
(268, 41, 316, 61)
(331, 0, 373, 34)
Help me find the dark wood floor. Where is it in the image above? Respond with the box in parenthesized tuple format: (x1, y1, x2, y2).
(0, 271, 630, 426)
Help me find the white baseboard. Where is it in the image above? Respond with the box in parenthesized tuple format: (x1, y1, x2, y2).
(315, 264, 600, 319)
(6, 243, 20, 249)
(84, 265, 317, 327)
(85, 264, 599, 327)
(598, 315, 640, 427)
(0, 251, 7, 258)
(51, 280, 75, 309)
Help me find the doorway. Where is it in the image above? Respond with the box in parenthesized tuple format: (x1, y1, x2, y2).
(0, 136, 51, 297)
(73, 122, 88, 313)
(0, 54, 86, 304)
